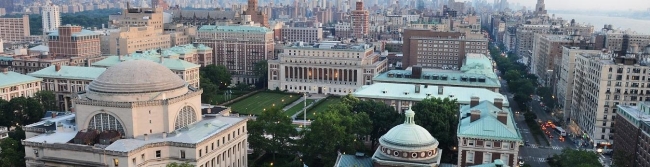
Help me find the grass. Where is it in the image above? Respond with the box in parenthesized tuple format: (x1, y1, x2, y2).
(284, 99, 316, 117)
(301, 97, 342, 120)
(227, 92, 301, 115)
(212, 89, 252, 104)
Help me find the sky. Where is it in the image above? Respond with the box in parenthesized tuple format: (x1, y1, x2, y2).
(505, 0, 650, 11)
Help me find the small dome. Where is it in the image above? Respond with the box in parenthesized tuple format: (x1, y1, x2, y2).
(88, 60, 186, 94)
(380, 109, 438, 147)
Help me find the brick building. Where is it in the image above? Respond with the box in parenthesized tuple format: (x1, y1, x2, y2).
(350, 1, 369, 38)
(245, 0, 268, 27)
(402, 29, 488, 69)
(615, 102, 650, 167)
(47, 25, 101, 58)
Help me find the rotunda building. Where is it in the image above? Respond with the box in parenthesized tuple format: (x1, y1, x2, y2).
(73, 60, 202, 138)
(372, 108, 443, 167)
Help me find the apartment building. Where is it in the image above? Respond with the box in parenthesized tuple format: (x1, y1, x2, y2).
(267, 42, 387, 95)
(196, 25, 274, 84)
(614, 102, 650, 167)
(108, 7, 164, 31)
(279, 26, 323, 42)
(457, 97, 522, 167)
(0, 15, 30, 42)
(402, 29, 488, 69)
(0, 67, 42, 101)
(570, 54, 650, 146)
(163, 44, 213, 67)
(9, 54, 104, 74)
(28, 64, 106, 111)
(48, 25, 102, 58)
(556, 47, 603, 117)
(102, 26, 171, 55)
(41, 3, 61, 34)
(350, 1, 369, 38)
(515, 23, 593, 61)
(603, 32, 650, 53)
(531, 34, 594, 86)
(334, 22, 352, 38)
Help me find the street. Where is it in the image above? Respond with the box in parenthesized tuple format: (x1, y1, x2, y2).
(498, 73, 576, 167)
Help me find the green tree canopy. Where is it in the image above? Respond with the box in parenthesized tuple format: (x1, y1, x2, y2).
(299, 101, 371, 166)
(34, 90, 57, 111)
(247, 107, 298, 157)
(200, 65, 232, 89)
(0, 138, 25, 167)
(8, 97, 45, 126)
(548, 149, 601, 167)
(503, 70, 521, 82)
(199, 74, 219, 104)
(353, 100, 401, 148)
(412, 97, 459, 163)
(254, 60, 268, 89)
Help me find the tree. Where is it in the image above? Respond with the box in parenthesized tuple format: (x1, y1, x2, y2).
(353, 100, 401, 148)
(0, 138, 25, 167)
(412, 97, 459, 163)
(548, 149, 601, 167)
(200, 74, 219, 104)
(503, 70, 521, 82)
(299, 103, 371, 166)
(0, 99, 12, 127)
(165, 162, 194, 167)
(253, 60, 268, 89)
(201, 65, 232, 89)
(613, 148, 634, 167)
(8, 97, 45, 126)
(247, 107, 298, 159)
(34, 90, 57, 111)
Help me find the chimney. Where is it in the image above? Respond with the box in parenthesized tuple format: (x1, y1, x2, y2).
(162, 132, 167, 139)
(470, 110, 481, 122)
(159, 56, 164, 63)
(470, 96, 479, 107)
(55, 64, 61, 72)
(144, 134, 148, 141)
(207, 108, 212, 114)
(497, 110, 508, 125)
(414, 84, 421, 93)
(494, 98, 503, 109)
(437, 86, 444, 95)
(1, 67, 7, 74)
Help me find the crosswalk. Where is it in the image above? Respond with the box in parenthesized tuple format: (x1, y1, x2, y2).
(525, 144, 564, 150)
(521, 156, 547, 162)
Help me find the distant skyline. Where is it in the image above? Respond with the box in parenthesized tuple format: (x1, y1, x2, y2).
(506, 0, 649, 11)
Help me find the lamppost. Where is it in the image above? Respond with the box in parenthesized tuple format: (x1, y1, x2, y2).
(303, 92, 310, 126)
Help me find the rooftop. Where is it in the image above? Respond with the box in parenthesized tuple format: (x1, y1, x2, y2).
(334, 154, 373, 167)
(285, 41, 372, 51)
(457, 101, 522, 141)
(617, 102, 650, 125)
(95, 52, 200, 70)
(0, 71, 43, 88)
(198, 25, 271, 33)
(48, 29, 101, 37)
(353, 83, 508, 106)
(28, 66, 106, 81)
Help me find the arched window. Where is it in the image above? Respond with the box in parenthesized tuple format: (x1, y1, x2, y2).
(88, 113, 125, 135)
(175, 106, 197, 130)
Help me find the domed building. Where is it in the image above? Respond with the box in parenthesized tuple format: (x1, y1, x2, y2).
(372, 109, 443, 166)
(23, 60, 249, 167)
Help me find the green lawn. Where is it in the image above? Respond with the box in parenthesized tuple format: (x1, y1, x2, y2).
(227, 92, 300, 115)
(212, 90, 252, 104)
(284, 99, 316, 117)
(301, 97, 341, 120)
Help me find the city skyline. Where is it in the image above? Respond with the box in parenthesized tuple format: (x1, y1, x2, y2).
(508, 0, 648, 11)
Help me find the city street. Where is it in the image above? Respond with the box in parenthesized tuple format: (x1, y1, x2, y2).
(498, 75, 576, 167)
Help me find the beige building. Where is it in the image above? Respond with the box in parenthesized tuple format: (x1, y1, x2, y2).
(268, 42, 387, 95)
(603, 31, 650, 52)
(0, 15, 31, 42)
(0, 67, 42, 101)
(10, 55, 105, 74)
(196, 25, 274, 84)
(23, 60, 248, 167)
(279, 26, 323, 42)
(555, 47, 603, 117)
(101, 26, 171, 56)
(531, 34, 592, 86)
(28, 64, 106, 111)
(108, 7, 164, 31)
(569, 53, 650, 145)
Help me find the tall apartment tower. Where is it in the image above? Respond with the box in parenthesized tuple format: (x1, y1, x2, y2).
(245, 0, 269, 27)
(350, 0, 369, 39)
(535, 0, 546, 15)
(41, 3, 61, 34)
(151, 0, 169, 9)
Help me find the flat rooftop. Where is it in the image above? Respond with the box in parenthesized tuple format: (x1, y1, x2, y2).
(353, 83, 508, 106)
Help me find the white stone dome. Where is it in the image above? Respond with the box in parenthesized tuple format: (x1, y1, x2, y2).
(379, 109, 439, 149)
(88, 60, 186, 94)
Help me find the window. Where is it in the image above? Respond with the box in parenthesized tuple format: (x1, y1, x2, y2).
(200, 149, 202, 157)
(113, 159, 119, 167)
(466, 151, 474, 163)
(132, 158, 136, 165)
(502, 142, 509, 149)
(485, 141, 492, 148)
(501, 154, 510, 165)
(34, 149, 39, 157)
(155, 150, 161, 158)
(180, 150, 185, 159)
(88, 113, 125, 135)
(483, 152, 492, 163)
(468, 140, 475, 146)
(141, 154, 144, 160)
(175, 106, 198, 130)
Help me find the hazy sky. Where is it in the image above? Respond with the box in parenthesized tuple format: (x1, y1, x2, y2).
(506, 0, 650, 11)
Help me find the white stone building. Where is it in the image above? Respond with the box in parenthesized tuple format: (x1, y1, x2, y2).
(41, 3, 61, 34)
(267, 41, 388, 95)
(0, 67, 42, 101)
(23, 60, 248, 167)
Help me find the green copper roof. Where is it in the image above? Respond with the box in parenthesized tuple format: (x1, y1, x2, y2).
(198, 25, 271, 33)
(335, 154, 373, 167)
(461, 54, 497, 78)
(0, 71, 42, 88)
(457, 101, 522, 141)
(166, 44, 212, 56)
(93, 54, 200, 71)
(48, 29, 101, 37)
(28, 66, 106, 80)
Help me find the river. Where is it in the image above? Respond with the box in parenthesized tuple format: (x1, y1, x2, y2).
(553, 13, 650, 34)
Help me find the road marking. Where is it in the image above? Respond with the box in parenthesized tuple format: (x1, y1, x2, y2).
(552, 146, 563, 150)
